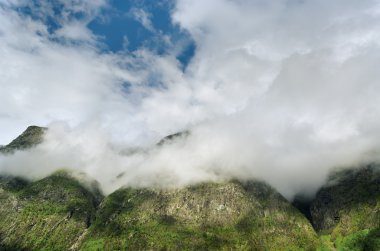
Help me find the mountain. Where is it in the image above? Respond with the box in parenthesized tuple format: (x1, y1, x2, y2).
(0, 126, 46, 154)
(80, 181, 317, 250)
(0, 171, 101, 251)
(0, 126, 379, 250)
(310, 165, 380, 250)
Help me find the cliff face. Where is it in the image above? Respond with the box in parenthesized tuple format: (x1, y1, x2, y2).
(0, 126, 379, 250)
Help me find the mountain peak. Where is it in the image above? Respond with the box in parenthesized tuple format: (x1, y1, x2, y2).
(157, 130, 190, 146)
(0, 125, 46, 153)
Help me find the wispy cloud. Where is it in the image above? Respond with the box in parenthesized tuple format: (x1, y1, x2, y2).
(129, 7, 155, 32)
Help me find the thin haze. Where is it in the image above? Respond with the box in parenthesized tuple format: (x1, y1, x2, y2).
(1, 0, 380, 199)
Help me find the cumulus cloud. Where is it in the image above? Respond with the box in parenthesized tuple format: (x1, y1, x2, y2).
(1, 0, 380, 199)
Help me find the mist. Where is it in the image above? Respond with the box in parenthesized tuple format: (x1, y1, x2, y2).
(1, 0, 380, 199)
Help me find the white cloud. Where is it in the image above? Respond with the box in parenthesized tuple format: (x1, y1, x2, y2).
(55, 21, 96, 42)
(1, 0, 380, 199)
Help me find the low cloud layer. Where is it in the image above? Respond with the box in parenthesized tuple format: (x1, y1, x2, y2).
(1, 0, 380, 199)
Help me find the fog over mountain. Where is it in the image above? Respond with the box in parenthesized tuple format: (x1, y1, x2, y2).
(1, 0, 380, 199)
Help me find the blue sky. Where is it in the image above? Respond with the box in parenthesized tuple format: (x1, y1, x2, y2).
(16, 0, 195, 69)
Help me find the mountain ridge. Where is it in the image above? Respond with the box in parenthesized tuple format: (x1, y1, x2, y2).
(0, 126, 379, 250)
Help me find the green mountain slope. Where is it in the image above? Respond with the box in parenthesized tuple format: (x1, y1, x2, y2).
(80, 181, 318, 250)
(310, 165, 380, 251)
(0, 171, 101, 251)
(0, 126, 46, 154)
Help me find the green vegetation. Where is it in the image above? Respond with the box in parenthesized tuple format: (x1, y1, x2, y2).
(311, 165, 380, 251)
(316, 228, 380, 251)
(0, 172, 101, 250)
(0, 168, 378, 250)
(80, 181, 318, 250)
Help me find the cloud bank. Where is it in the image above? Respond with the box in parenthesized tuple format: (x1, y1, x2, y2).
(1, 0, 380, 199)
